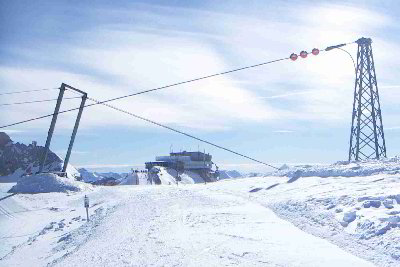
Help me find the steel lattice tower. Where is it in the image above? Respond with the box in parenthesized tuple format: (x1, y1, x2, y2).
(348, 37, 386, 161)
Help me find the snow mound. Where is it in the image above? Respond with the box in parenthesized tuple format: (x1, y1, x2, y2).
(0, 162, 80, 183)
(275, 157, 400, 178)
(8, 173, 91, 193)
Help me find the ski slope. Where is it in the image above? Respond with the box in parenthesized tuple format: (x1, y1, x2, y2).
(0, 178, 383, 266)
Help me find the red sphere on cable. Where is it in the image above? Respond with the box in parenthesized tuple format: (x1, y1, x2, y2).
(300, 51, 308, 58)
(312, 48, 320, 55)
(290, 53, 298, 61)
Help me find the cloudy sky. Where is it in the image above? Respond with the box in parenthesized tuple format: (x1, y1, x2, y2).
(1, 0, 400, 172)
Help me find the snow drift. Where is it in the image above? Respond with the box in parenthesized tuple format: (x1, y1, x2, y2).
(274, 157, 400, 178)
(8, 173, 91, 193)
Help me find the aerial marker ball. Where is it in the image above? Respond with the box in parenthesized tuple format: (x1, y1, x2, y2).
(300, 51, 308, 58)
(290, 53, 298, 61)
(312, 48, 320, 55)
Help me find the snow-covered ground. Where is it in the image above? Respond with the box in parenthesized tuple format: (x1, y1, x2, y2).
(210, 174, 400, 266)
(1, 159, 399, 266)
(1, 182, 374, 267)
(2, 178, 398, 265)
(273, 157, 400, 178)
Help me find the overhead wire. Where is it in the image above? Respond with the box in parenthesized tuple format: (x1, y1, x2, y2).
(86, 96, 279, 170)
(0, 96, 81, 107)
(64, 57, 290, 103)
(0, 43, 356, 168)
(0, 88, 59, 96)
(336, 47, 357, 75)
(0, 56, 290, 129)
(0, 42, 357, 130)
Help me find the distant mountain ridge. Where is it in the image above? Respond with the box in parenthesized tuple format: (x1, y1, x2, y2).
(218, 170, 242, 179)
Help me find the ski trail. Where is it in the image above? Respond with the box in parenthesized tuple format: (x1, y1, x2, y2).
(55, 186, 373, 267)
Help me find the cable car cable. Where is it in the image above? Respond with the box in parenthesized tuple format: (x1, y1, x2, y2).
(0, 88, 59, 96)
(0, 96, 81, 107)
(0, 56, 290, 129)
(86, 96, 279, 170)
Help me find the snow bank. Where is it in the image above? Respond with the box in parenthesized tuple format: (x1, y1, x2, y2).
(8, 173, 91, 193)
(274, 157, 400, 178)
(225, 172, 400, 265)
(0, 162, 80, 183)
(0, 168, 26, 182)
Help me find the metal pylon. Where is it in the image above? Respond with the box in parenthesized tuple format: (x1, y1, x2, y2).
(348, 37, 386, 161)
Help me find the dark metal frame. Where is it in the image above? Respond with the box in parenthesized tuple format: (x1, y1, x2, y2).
(39, 83, 87, 175)
(348, 37, 386, 161)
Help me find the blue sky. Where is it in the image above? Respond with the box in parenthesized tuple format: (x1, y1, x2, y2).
(1, 0, 400, 172)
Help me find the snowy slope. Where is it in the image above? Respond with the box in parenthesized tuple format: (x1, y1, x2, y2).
(1, 160, 399, 266)
(1, 184, 374, 267)
(210, 174, 400, 266)
(118, 172, 148, 185)
(148, 167, 206, 185)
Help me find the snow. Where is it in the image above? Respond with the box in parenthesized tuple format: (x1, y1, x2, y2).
(273, 157, 400, 178)
(1, 185, 373, 267)
(210, 174, 400, 266)
(1, 159, 399, 266)
(218, 170, 242, 180)
(78, 168, 104, 182)
(0, 168, 25, 183)
(8, 173, 91, 193)
(0, 162, 80, 183)
(149, 167, 206, 184)
(118, 172, 148, 185)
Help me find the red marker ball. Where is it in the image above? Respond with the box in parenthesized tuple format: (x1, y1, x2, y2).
(312, 48, 320, 55)
(300, 51, 308, 58)
(290, 53, 298, 61)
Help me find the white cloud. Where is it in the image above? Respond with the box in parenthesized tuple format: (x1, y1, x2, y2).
(1, 2, 398, 134)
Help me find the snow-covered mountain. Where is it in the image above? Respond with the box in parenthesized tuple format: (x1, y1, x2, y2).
(218, 170, 242, 179)
(78, 168, 149, 185)
(78, 168, 107, 183)
(0, 132, 79, 181)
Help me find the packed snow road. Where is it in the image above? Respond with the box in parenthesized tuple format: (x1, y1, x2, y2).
(39, 185, 373, 267)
